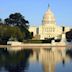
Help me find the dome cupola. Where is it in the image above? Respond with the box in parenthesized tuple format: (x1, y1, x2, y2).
(42, 5, 56, 25)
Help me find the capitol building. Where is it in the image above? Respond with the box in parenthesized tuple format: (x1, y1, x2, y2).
(29, 5, 70, 40)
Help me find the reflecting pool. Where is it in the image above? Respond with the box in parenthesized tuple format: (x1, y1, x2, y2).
(0, 46, 72, 72)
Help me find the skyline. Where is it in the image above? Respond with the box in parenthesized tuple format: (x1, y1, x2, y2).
(0, 0, 72, 27)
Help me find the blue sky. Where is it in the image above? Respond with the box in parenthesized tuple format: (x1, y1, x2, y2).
(0, 0, 72, 27)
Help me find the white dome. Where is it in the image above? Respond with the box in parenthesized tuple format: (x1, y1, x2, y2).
(42, 6, 56, 25)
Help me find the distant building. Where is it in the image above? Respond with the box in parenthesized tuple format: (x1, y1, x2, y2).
(29, 5, 70, 40)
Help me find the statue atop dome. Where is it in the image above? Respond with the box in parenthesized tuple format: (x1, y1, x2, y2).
(48, 4, 50, 9)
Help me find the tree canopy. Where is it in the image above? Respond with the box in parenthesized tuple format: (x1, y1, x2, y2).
(0, 25, 24, 44)
(4, 12, 33, 40)
(0, 12, 33, 44)
(4, 13, 29, 29)
(66, 29, 72, 42)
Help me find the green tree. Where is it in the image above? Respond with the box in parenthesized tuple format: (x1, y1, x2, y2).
(0, 25, 24, 44)
(66, 29, 72, 42)
(4, 13, 29, 29)
(4, 12, 33, 40)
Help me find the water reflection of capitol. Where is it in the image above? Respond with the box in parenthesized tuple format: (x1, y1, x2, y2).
(29, 47, 70, 72)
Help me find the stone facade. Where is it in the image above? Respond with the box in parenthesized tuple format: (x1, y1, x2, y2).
(29, 6, 70, 40)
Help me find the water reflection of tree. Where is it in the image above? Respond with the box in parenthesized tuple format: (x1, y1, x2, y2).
(0, 48, 33, 72)
(66, 49, 72, 59)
